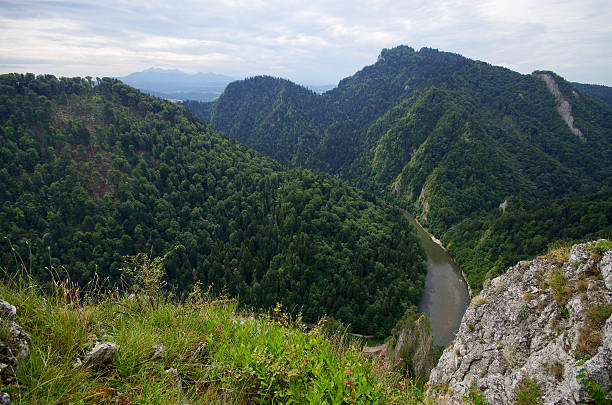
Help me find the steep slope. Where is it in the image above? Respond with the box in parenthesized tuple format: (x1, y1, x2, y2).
(573, 82, 612, 106)
(202, 76, 329, 168)
(444, 191, 612, 290)
(185, 46, 612, 289)
(0, 73, 426, 336)
(0, 279, 429, 404)
(429, 240, 612, 404)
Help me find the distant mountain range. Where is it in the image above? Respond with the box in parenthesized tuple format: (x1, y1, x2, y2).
(119, 68, 337, 101)
(119, 68, 235, 101)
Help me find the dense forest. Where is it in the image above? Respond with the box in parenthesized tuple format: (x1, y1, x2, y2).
(573, 82, 612, 106)
(443, 191, 612, 290)
(0, 73, 427, 336)
(184, 46, 612, 289)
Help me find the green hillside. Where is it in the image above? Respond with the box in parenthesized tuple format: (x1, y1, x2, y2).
(573, 82, 612, 106)
(185, 46, 612, 289)
(0, 73, 426, 336)
(444, 191, 612, 290)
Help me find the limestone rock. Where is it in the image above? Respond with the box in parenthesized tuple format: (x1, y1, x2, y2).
(82, 341, 117, 369)
(601, 250, 612, 291)
(0, 300, 31, 380)
(363, 343, 387, 359)
(428, 241, 612, 404)
(151, 345, 166, 363)
(0, 301, 16, 322)
(386, 310, 436, 380)
(190, 341, 209, 362)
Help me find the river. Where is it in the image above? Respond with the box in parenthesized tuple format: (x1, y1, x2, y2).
(405, 214, 470, 347)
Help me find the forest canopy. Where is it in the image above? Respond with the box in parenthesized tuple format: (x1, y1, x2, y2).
(0, 73, 426, 336)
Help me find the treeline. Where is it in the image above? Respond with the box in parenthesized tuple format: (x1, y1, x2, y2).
(0, 73, 426, 336)
(573, 82, 612, 106)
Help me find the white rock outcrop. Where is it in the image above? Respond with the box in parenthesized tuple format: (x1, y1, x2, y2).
(429, 241, 611, 404)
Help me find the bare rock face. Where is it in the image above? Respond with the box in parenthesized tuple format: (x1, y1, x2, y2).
(536, 72, 585, 141)
(386, 311, 436, 380)
(0, 300, 31, 379)
(428, 241, 611, 404)
(1, 300, 31, 405)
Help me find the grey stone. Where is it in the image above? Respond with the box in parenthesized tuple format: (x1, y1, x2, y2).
(0, 301, 16, 322)
(151, 345, 166, 362)
(0, 301, 30, 380)
(428, 241, 612, 404)
(0, 392, 9, 405)
(601, 251, 612, 291)
(190, 342, 209, 362)
(385, 313, 435, 380)
(82, 341, 117, 369)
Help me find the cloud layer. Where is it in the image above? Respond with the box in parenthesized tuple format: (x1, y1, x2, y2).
(1, 0, 611, 85)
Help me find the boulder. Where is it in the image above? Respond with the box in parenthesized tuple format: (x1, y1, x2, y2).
(385, 310, 436, 380)
(1, 300, 31, 405)
(151, 345, 166, 363)
(82, 341, 117, 369)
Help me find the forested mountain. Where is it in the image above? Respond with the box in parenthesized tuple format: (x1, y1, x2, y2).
(185, 46, 612, 289)
(573, 82, 612, 106)
(444, 191, 612, 289)
(0, 73, 426, 336)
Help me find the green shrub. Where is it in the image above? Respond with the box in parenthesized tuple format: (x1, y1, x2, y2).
(587, 240, 612, 255)
(0, 274, 433, 404)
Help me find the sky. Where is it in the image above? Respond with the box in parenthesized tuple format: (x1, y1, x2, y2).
(0, 0, 611, 86)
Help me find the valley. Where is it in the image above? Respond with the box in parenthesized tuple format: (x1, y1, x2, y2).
(1, 45, 611, 404)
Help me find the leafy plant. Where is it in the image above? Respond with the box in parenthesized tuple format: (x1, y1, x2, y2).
(577, 361, 611, 404)
(0, 274, 431, 404)
(122, 250, 170, 307)
(548, 268, 571, 305)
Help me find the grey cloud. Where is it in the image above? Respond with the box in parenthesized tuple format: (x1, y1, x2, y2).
(0, 0, 610, 85)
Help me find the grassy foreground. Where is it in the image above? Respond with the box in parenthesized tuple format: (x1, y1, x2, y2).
(0, 274, 431, 404)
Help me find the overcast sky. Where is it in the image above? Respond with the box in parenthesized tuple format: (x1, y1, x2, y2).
(0, 0, 610, 86)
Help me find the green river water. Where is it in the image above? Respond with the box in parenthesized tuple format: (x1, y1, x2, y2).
(407, 214, 470, 347)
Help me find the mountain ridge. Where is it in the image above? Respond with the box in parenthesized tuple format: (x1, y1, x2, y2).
(184, 45, 612, 290)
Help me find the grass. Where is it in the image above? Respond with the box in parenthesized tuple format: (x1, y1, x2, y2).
(0, 272, 433, 404)
(547, 268, 570, 305)
(470, 295, 489, 309)
(577, 302, 612, 358)
(547, 241, 572, 263)
(515, 377, 541, 405)
(543, 361, 564, 381)
(587, 240, 612, 255)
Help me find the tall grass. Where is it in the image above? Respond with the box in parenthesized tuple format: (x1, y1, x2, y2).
(1, 264, 432, 404)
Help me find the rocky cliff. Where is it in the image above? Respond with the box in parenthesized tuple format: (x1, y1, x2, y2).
(429, 240, 611, 404)
(363, 309, 437, 382)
